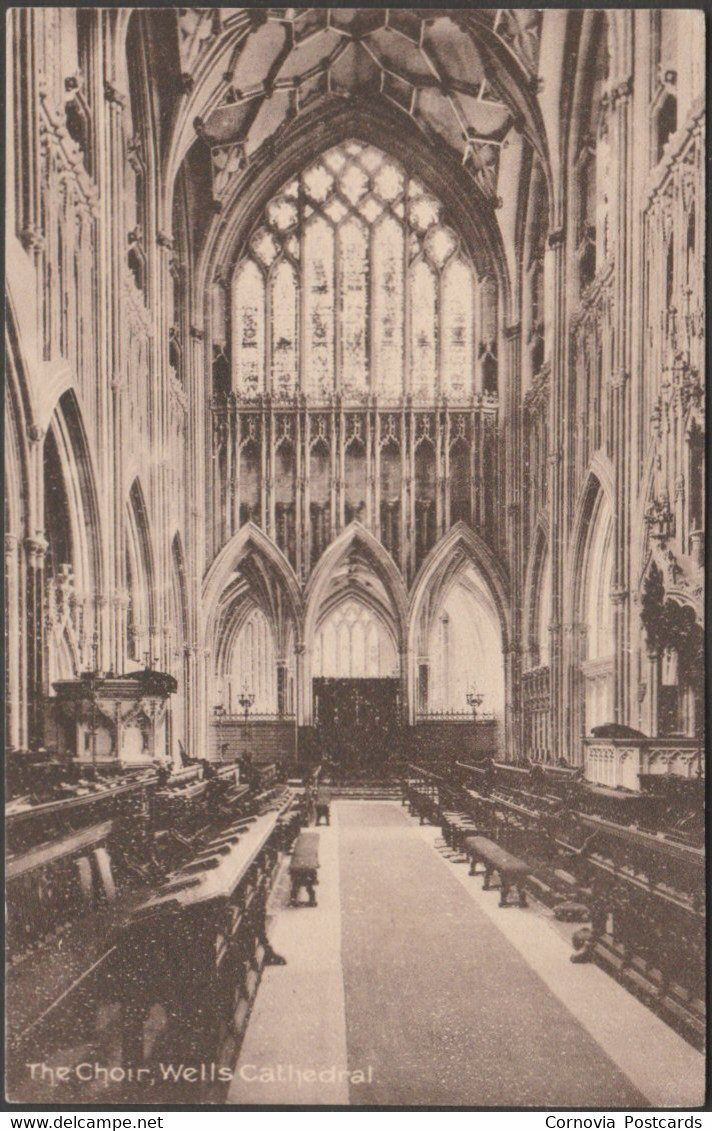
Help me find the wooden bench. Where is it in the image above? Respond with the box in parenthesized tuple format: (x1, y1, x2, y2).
(465, 835, 530, 908)
(289, 831, 320, 906)
(405, 785, 438, 825)
(441, 811, 480, 851)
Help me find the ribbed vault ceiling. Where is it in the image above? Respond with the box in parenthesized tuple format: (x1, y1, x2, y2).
(179, 8, 542, 205)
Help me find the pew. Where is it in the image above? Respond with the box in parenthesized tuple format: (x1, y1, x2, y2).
(115, 790, 294, 1070)
(465, 836, 531, 908)
(440, 811, 481, 852)
(289, 832, 320, 906)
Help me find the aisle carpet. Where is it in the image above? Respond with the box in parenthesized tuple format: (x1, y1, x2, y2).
(337, 802, 646, 1107)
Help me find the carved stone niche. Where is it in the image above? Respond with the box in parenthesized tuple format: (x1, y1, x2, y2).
(52, 670, 177, 767)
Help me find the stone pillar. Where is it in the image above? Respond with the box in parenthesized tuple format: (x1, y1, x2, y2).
(503, 322, 523, 762)
(610, 576, 629, 725)
(546, 227, 566, 759)
(182, 645, 200, 759)
(399, 646, 409, 725)
(609, 75, 634, 728)
(5, 534, 22, 750)
(563, 622, 588, 764)
(276, 659, 288, 717)
(24, 535, 48, 747)
(502, 644, 521, 763)
(112, 587, 130, 675)
(644, 651, 660, 738)
(294, 641, 307, 726)
(97, 65, 127, 678)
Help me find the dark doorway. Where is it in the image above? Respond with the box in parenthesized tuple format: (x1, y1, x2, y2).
(313, 678, 401, 779)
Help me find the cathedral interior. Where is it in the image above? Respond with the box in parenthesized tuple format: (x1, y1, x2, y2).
(5, 7, 705, 1108)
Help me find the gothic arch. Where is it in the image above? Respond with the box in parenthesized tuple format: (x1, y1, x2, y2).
(199, 100, 511, 313)
(522, 519, 551, 668)
(566, 11, 611, 162)
(566, 464, 615, 623)
(125, 477, 157, 663)
(5, 285, 39, 437)
(171, 533, 189, 641)
(6, 302, 37, 534)
(47, 390, 104, 598)
(165, 10, 552, 246)
(408, 523, 510, 654)
(5, 382, 26, 540)
(567, 472, 616, 749)
(203, 522, 304, 651)
(303, 522, 408, 656)
(407, 523, 510, 725)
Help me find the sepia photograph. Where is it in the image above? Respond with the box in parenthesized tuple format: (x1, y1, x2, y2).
(4, 4, 706, 1111)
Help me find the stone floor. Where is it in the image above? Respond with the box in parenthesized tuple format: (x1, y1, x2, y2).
(229, 801, 705, 1107)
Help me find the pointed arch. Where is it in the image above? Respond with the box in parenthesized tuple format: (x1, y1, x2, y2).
(522, 517, 551, 669)
(408, 522, 510, 655)
(47, 389, 104, 596)
(567, 472, 616, 746)
(202, 522, 304, 649)
(303, 522, 408, 654)
(566, 464, 614, 623)
(407, 523, 509, 727)
(125, 477, 157, 662)
(170, 532, 189, 643)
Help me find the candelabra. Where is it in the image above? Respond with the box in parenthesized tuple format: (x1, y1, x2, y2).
(238, 690, 255, 724)
(238, 690, 255, 757)
(466, 686, 484, 722)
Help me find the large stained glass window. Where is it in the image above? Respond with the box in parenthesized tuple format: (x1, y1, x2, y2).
(231, 141, 485, 403)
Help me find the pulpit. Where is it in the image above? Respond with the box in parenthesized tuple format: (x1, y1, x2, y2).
(52, 669, 178, 766)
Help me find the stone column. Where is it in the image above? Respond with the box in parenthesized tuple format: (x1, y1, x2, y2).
(563, 622, 588, 764)
(644, 651, 660, 738)
(294, 641, 307, 726)
(503, 322, 523, 760)
(502, 644, 521, 763)
(609, 75, 634, 728)
(276, 659, 288, 716)
(399, 646, 409, 725)
(113, 587, 130, 673)
(182, 645, 200, 759)
(546, 226, 566, 760)
(5, 534, 22, 750)
(24, 534, 48, 747)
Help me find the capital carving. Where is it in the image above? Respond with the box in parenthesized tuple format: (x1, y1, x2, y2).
(24, 536, 48, 566)
(5, 533, 19, 557)
(28, 424, 45, 444)
(610, 77, 633, 106)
